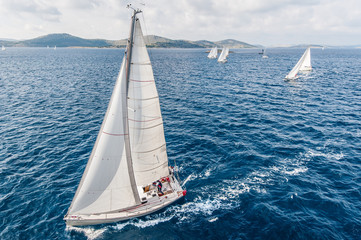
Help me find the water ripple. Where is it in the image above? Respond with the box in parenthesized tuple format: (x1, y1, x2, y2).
(1, 48, 361, 239)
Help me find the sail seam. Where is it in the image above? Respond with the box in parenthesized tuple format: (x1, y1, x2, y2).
(133, 143, 165, 153)
(102, 131, 128, 136)
(135, 162, 168, 172)
(131, 122, 163, 130)
(131, 62, 151, 65)
(129, 79, 154, 82)
(128, 96, 159, 101)
(128, 117, 161, 122)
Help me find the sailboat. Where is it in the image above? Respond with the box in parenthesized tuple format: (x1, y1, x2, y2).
(217, 47, 229, 63)
(207, 46, 218, 59)
(64, 8, 186, 226)
(1, 45, 5, 51)
(285, 47, 312, 80)
(54, 46, 57, 50)
(262, 49, 268, 59)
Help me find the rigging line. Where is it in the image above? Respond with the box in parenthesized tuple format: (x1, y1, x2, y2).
(140, 11, 180, 182)
(140, 7, 181, 186)
(140, 11, 153, 60)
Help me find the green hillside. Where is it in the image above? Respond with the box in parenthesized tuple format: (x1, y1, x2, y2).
(0, 33, 257, 48)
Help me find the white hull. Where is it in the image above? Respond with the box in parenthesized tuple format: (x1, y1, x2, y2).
(65, 174, 185, 226)
(65, 192, 184, 226)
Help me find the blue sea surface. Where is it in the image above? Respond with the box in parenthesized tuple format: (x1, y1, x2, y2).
(1, 47, 361, 239)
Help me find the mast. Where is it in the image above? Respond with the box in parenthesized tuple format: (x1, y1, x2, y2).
(124, 8, 142, 205)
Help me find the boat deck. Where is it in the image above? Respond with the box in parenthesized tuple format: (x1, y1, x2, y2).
(64, 173, 186, 226)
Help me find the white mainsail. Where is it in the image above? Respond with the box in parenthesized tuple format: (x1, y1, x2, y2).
(64, 9, 185, 226)
(127, 19, 169, 187)
(1, 45, 5, 51)
(285, 47, 312, 80)
(207, 47, 217, 59)
(218, 47, 229, 63)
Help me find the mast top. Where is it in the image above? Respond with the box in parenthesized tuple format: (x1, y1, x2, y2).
(127, 4, 142, 15)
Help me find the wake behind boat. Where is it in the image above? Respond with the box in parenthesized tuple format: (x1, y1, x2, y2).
(64, 7, 186, 226)
(285, 47, 312, 80)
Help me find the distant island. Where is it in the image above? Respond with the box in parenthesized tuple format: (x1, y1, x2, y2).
(0, 33, 257, 49)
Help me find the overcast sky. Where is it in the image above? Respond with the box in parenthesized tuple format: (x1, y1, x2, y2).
(0, 0, 360, 46)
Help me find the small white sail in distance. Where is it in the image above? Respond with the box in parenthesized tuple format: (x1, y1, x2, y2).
(218, 47, 229, 63)
(285, 47, 312, 80)
(207, 46, 218, 59)
(262, 49, 268, 58)
(64, 9, 186, 226)
(1, 45, 5, 51)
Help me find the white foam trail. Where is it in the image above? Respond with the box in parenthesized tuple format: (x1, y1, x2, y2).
(182, 173, 194, 187)
(208, 217, 218, 222)
(182, 167, 214, 187)
(112, 214, 174, 230)
(66, 226, 105, 240)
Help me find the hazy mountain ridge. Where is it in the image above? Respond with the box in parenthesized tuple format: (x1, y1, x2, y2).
(0, 33, 256, 48)
(1, 33, 357, 48)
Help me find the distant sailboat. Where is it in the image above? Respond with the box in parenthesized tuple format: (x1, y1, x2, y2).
(218, 47, 229, 63)
(54, 46, 57, 50)
(285, 47, 312, 80)
(1, 45, 5, 51)
(47, 45, 49, 49)
(64, 8, 186, 226)
(207, 46, 218, 59)
(262, 49, 268, 59)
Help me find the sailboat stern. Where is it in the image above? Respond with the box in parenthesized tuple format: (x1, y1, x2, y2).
(64, 171, 185, 226)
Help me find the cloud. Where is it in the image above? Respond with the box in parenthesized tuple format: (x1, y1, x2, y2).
(0, 0, 361, 45)
(2, 0, 61, 21)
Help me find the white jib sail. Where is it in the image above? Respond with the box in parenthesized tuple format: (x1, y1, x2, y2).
(218, 47, 228, 62)
(285, 47, 312, 79)
(67, 57, 138, 215)
(225, 48, 229, 57)
(207, 47, 217, 59)
(127, 19, 169, 187)
(299, 47, 312, 71)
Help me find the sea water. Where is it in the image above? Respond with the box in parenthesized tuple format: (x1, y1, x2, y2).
(0, 47, 360, 239)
